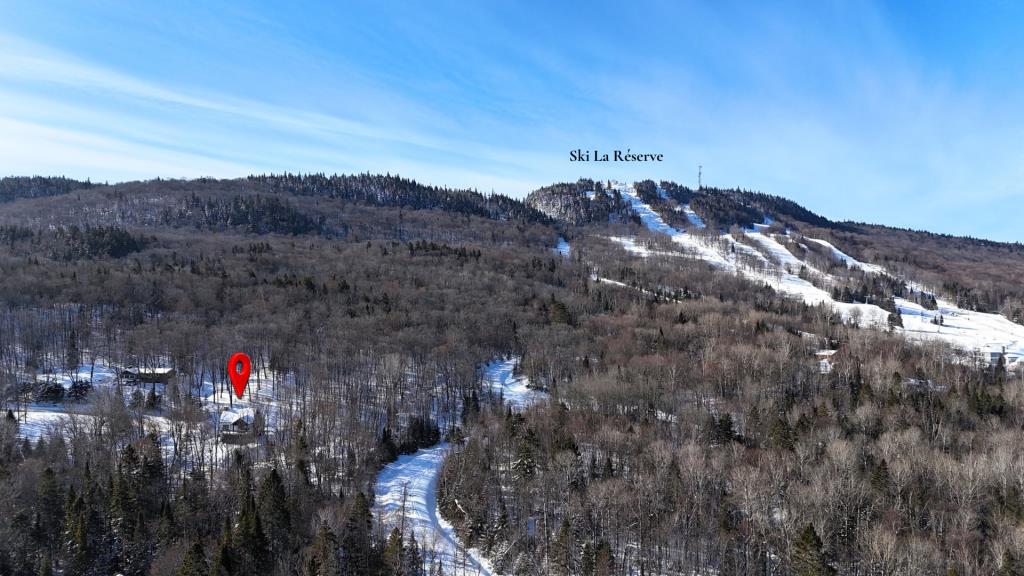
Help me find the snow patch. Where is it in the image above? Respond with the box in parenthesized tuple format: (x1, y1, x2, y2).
(554, 237, 570, 257)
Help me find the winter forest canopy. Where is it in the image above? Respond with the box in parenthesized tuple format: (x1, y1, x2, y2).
(2, 174, 1024, 576)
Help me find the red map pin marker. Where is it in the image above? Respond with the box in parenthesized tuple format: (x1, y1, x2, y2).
(228, 352, 251, 399)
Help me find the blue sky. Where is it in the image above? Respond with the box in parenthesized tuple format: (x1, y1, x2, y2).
(2, 1, 1023, 240)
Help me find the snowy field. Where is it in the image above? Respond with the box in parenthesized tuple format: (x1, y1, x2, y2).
(372, 357, 545, 576)
(17, 404, 172, 442)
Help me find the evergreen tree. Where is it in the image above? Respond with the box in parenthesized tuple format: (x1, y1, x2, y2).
(769, 417, 796, 451)
(290, 419, 312, 486)
(145, 384, 160, 410)
(341, 493, 374, 574)
(870, 459, 891, 494)
(888, 310, 903, 329)
(999, 549, 1021, 576)
(209, 523, 238, 576)
(65, 328, 80, 370)
(580, 541, 595, 576)
(257, 467, 291, 554)
(37, 556, 52, 576)
(157, 500, 178, 545)
(112, 444, 142, 537)
(139, 434, 166, 515)
(550, 518, 574, 576)
(403, 533, 424, 576)
(177, 540, 209, 576)
(306, 523, 340, 576)
(792, 523, 835, 576)
(994, 353, 1007, 386)
(849, 364, 864, 405)
(235, 491, 270, 573)
(602, 455, 614, 478)
(486, 501, 509, 554)
(64, 486, 101, 571)
(512, 428, 539, 480)
(594, 540, 614, 576)
(381, 528, 404, 575)
(123, 509, 152, 576)
(379, 427, 399, 463)
(35, 467, 63, 549)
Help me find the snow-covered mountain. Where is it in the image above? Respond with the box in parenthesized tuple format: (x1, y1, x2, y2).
(537, 180, 1024, 367)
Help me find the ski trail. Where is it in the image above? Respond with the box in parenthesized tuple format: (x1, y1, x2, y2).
(373, 357, 544, 576)
(615, 183, 735, 270)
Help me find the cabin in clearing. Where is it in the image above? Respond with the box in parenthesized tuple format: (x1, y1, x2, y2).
(120, 367, 175, 385)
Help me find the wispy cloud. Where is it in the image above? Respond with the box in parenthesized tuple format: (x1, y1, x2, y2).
(2, 1, 1024, 241)
(0, 34, 552, 191)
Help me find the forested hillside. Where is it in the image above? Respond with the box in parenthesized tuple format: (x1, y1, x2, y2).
(1, 174, 1024, 576)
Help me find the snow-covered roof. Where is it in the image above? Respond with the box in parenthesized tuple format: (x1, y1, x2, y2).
(220, 407, 255, 426)
(123, 367, 174, 374)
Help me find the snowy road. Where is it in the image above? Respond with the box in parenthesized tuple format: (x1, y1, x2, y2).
(372, 357, 543, 576)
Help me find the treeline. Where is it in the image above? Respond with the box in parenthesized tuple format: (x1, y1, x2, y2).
(808, 222, 1024, 321)
(159, 194, 330, 236)
(830, 273, 905, 311)
(657, 180, 843, 231)
(54, 225, 150, 260)
(526, 179, 637, 226)
(0, 224, 148, 260)
(0, 420, 420, 576)
(0, 176, 98, 203)
(251, 172, 550, 224)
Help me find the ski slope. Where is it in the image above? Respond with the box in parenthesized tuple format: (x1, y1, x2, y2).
(612, 180, 1024, 355)
(804, 237, 886, 274)
(615, 183, 735, 270)
(372, 358, 545, 576)
(896, 297, 1024, 364)
(608, 181, 1024, 353)
(682, 204, 706, 229)
(609, 181, 890, 327)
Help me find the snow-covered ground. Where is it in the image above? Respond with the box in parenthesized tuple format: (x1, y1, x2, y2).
(609, 181, 889, 326)
(16, 404, 172, 441)
(372, 357, 545, 576)
(32, 360, 119, 390)
(616, 183, 735, 270)
(12, 357, 295, 472)
(607, 236, 695, 259)
(196, 366, 292, 434)
(682, 204, 706, 229)
(554, 237, 570, 257)
(483, 357, 544, 411)
(804, 237, 886, 274)
(373, 443, 494, 574)
(609, 236, 652, 257)
(896, 297, 1024, 364)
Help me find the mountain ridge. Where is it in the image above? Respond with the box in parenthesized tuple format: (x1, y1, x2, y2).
(3, 173, 1023, 321)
